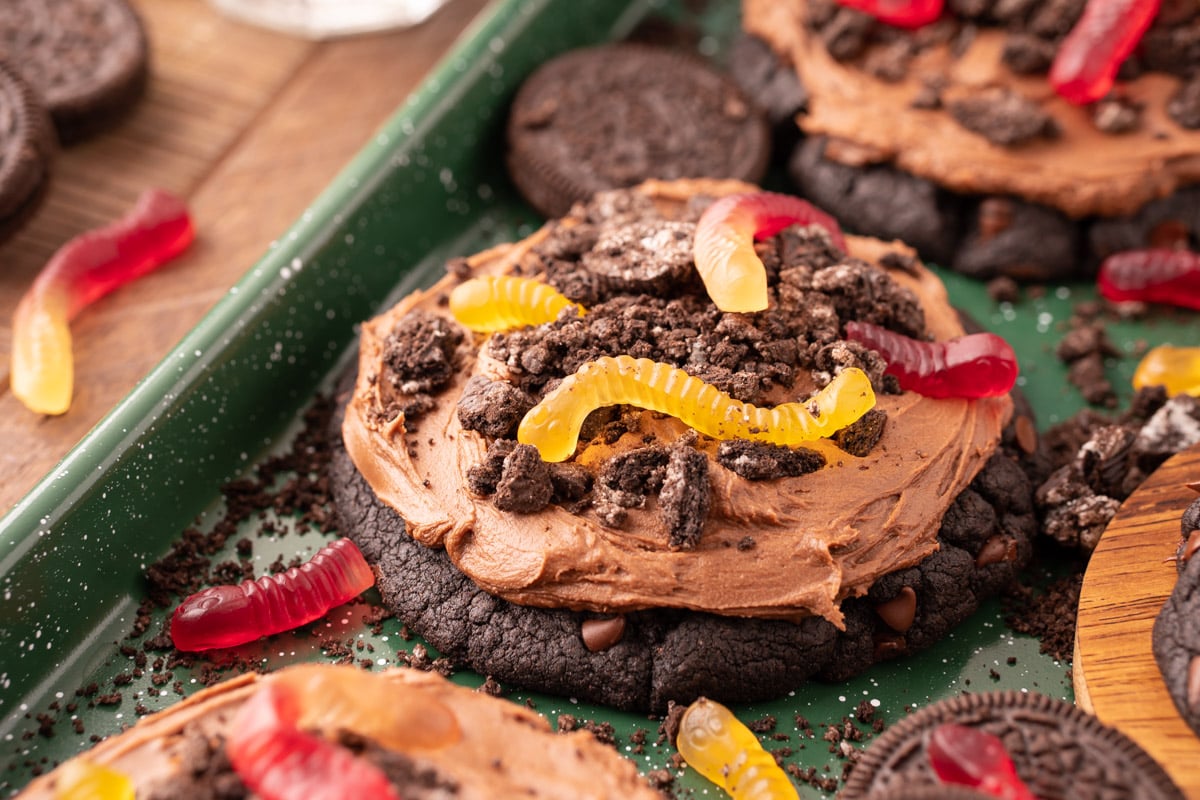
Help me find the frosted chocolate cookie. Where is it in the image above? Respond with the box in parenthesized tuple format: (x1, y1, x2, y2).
(14, 665, 663, 800)
(841, 690, 1184, 800)
(738, 0, 1200, 280)
(334, 178, 1034, 711)
(0, 61, 55, 244)
(506, 44, 770, 218)
(0, 0, 149, 143)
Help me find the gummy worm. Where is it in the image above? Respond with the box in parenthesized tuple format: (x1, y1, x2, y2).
(53, 761, 134, 800)
(832, 0, 944, 28)
(227, 678, 401, 800)
(1049, 0, 1161, 105)
(449, 275, 582, 332)
(1097, 248, 1200, 310)
(844, 320, 1018, 399)
(1133, 345, 1200, 397)
(676, 697, 799, 800)
(693, 192, 847, 313)
(517, 355, 875, 463)
(170, 538, 375, 651)
(11, 189, 194, 415)
(928, 723, 1037, 800)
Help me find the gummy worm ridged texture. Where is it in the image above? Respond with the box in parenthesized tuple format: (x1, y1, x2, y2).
(448, 275, 581, 332)
(517, 355, 875, 462)
(676, 698, 800, 800)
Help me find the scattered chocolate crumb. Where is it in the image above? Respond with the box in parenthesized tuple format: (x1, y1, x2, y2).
(949, 87, 1058, 146)
(660, 444, 711, 549)
(716, 439, 826, 480)
(833, 408, 888, 457)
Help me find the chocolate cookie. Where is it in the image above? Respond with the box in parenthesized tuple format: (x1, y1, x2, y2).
(331, 403, 1034, 712)
(1152, 496, 1200, 737)
(14, 666, 664, 800)
(331, 180, 1036, 712)
(505, 44, 770, 218)
(737, 0, 1200, 281)
(840, 690, 1185, 800)
(0, 61, 56, 245)
(0, 0, 149, 143)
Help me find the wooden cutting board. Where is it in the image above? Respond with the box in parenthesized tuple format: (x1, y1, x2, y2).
(1075, 443, 1200, 797)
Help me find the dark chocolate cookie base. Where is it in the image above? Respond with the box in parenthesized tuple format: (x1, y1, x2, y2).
(331, 384, 1036, 712)
(505, 43, 770, 219)
(840, 690, 1184, 800)
(1152, 546, 1200, 737)
(730, 34, 1197, 282)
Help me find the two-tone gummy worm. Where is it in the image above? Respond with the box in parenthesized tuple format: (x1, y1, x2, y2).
(11, 189, 194, 415)
(517, 355, 875, 462)
(449, 275, 582, 332)
(170, 538, 375, 651)
(676, 697, 799, 800)
(1097, 248, 1200, 310)
(844, 321, 1018, 399)
(833, 0, 943, 28)
(226, 666, 461, 800)
(53, 761, 134, 800)
(928, 723, 1037, 800)
(1133, 345, 1200, 397)
(1049, 0, 1161, 105)
(693, 192, 847, 313)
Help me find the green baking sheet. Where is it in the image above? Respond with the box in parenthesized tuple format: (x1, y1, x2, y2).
(1, 0, 1197, 796)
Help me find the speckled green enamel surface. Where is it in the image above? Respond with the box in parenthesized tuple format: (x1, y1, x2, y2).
(1, 0, 1197, 796)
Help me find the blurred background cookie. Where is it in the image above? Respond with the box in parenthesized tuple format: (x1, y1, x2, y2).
(506, 43, 769, 217)
(0, 61, 56, 245)
(0, 0, 149, 144)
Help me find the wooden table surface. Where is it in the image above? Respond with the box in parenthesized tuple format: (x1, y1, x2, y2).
(0, 0, 491, 515)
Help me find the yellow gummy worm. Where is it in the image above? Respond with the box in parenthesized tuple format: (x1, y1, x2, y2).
(1133, 345, 1200, 397)
(677, 697, 800, 800)
(448, 275, 582, 332)
(517, 355, 875, 462)
(54, 760, 135, 800)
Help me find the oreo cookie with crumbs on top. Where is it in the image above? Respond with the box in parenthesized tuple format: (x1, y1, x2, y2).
(0, 61, 56, 245)
(0, 0, 149, 143)
(505, 44, 770, 218)
(840, 690, 1184, 800)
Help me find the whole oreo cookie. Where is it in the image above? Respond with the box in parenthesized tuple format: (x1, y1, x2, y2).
(841, 690, 1184, 800)
(0, 61, 56, 244)
(506, 44, 770, 218)
(1152, 496, 1200, 737)
(0, 0, 149, 143)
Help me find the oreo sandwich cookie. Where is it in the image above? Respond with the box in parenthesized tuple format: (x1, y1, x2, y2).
(0, 0, 149, 143)
(505, 44, 770, 218)
(735, 0, 1200, 281)
(14, 665, 663, 799)
(0, 61, 56, 245)
(840, 690, 1185, 800)
(332, 177, 1036, 712)
(1152, 495, 1200, 737)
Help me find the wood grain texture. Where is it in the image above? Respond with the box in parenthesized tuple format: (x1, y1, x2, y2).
(1075, 443, 1200, 797)
(0, 0, 491, 514)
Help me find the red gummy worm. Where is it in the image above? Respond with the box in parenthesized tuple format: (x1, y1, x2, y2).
(928, 724, 1038, 800)
(1049, 0, 1161, 105)
(1097, 248, 1200, 310)
(843, 321, 1018, 398)
(11, 188, 194, 415)
(833, 0, 944, 28)
(170, 538, 375, 651)
(227, 681, 400, 800)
